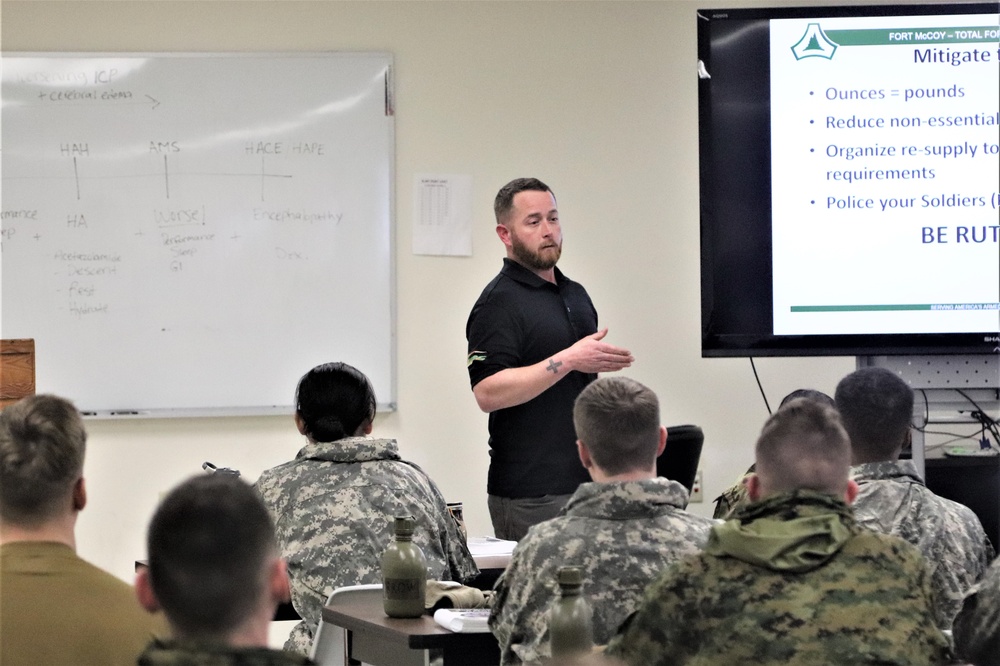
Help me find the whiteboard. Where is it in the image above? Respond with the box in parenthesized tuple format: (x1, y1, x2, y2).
(0, 53, 395, 417)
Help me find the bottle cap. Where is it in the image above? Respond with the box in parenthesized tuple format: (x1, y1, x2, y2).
(557, 565, 583, 587)
(393, 516, 415, 536)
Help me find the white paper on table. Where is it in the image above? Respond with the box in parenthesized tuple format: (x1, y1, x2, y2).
(433, 608, 492, 633)
(467, 536, 517, 558)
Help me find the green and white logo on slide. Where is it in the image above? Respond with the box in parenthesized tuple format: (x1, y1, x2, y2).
(791, 23, 839, 60)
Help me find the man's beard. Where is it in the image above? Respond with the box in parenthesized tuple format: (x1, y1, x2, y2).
(511, 233, 561, 271)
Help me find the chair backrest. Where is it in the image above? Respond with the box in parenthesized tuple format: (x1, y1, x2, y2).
(309, 584, 383, 666)
(657, 425, 704, 493)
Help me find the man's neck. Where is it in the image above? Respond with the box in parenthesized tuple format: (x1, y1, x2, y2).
(177, 607, 273, 649)
(590, 468, 656, 484)
(0, 519, 77, 549)
(851, 454, 899, 466)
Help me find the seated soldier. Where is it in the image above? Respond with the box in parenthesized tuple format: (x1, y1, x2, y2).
(135, 474, 312, 665)
(954, 556, 1000, 666)
(490, 376, 714, 665)
(0, 395, 166, 666)
(712, 389, 834, 519)
(606, 398, 951, 665)
(837, 366, 994, 629)
(254, 362, 477, 653)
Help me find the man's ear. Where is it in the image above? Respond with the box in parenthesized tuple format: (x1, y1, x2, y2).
(135, 567, 161, 613)
(844, 479, 860, 505)
(577, 440, 593, 470)
(496, 223, 512, 248)
(746, 473, 763, 503)
(655, 426, 667, 458)
(269, 558, 291, 605)
(72, 477, 87, 512)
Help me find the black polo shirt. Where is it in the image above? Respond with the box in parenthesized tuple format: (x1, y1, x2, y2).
(466, 258, 598, 498)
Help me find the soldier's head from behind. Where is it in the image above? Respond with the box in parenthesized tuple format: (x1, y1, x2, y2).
(573, 376, 665, 480)
(135, 474, 289, 644)
(835, 367, 914, 465)
(0, 394, 88, 535)
(294, 361, 377, 443)
(748, 398, 857, 504)
(779, 388, 835, 409)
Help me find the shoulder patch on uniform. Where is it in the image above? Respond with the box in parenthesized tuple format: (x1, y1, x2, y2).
(467, 351, 487, 367)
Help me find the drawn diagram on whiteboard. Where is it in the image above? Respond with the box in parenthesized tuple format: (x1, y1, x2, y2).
(0, 53, 396, 415)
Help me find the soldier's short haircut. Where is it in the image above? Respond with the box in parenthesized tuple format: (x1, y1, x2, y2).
(835, 367, 914, 460)
(493, 178, 553, 225)
(146, 474, 276, 640)
(295, 362, 377, 442)
(0, 394, 86, 527)
(779, 389, 835, 409)
(755, 398, 851, 496)
(573, 377, 660, 476)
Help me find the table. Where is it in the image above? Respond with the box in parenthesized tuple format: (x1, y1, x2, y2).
(468, 537, 515, 592)
(320, 591, 500, 666)
(135, 536, 515, 626)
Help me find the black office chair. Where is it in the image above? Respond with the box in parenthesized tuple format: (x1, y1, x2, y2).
(657, 425, 704, 494)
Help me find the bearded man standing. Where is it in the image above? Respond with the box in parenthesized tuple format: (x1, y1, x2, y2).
(466, 178, 633, 541)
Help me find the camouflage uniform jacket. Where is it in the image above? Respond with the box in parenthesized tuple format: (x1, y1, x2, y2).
(489, 477, 713, 665)
(851, 459, 995, 629)
(953, 555, 1000, 665)
(606, 490, 952, 666)
(137, 638, 315, 666)
(712, 465, 754, 519)
(253, 436, 478, 654)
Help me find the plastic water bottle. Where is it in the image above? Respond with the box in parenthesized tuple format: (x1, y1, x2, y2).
(381, 516, 427, 618)
(549, 565, 594, 657)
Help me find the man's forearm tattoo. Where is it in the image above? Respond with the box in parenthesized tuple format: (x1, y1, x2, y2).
(546, 359, 563, 375)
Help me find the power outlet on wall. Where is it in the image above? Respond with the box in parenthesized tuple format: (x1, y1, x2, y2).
(689, 470, 703, 503)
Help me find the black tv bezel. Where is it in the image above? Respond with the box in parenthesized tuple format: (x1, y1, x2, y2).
(698, 2, 1000, 358)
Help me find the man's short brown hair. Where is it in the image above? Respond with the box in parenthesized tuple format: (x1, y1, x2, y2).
(573, 377, 661, 476)
(0, 394, 87, 526)
(493, 178, 553, 225)
(755, 398, 851, 496)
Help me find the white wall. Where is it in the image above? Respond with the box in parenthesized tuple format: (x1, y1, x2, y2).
(2, 0, 856, 585)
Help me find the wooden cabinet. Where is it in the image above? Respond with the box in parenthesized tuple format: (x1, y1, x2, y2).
(0, 339, 35, 408)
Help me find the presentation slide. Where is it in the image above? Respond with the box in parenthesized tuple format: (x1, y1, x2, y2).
(769, 13, 999, 336)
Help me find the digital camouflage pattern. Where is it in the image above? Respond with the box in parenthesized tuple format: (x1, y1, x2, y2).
(606, 491, 952, 666)
(953, 555, 1000, 665)
(851, 459, 995, 629)
(712, 465, 754, 519)
(489, 478, 713, 665)
(253, 437, 478, 654)
(138, 639, 315, 666)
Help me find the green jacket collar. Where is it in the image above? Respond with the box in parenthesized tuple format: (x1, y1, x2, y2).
(705, 490, 857, 573)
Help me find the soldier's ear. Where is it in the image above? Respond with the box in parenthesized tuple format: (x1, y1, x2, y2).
(577, 440, 593, 470)
(72, 477, 87, 512)
(844, 479, 859, 505)
(135, 568, 161, 613)
(269, 558, 291, 605)
(746, 473, 763, 502)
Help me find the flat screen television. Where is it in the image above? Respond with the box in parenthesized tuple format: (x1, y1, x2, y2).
(698, 2, 1000, 357)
